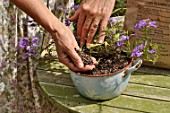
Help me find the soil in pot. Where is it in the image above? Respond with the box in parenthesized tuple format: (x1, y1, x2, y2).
(76, 49, 131, 75)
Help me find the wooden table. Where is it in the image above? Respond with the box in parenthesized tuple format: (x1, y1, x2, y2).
(37, 59, 170, 113)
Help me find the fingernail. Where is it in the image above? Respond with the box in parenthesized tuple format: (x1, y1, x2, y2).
(78, 62, 84, 68)
(98, 40, 103, 44)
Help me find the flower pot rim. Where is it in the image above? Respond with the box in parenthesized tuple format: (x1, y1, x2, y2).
(70, 58, 134, 77)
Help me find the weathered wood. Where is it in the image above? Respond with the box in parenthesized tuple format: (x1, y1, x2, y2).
(136, 66, 170, 76)
(37, 70, 170, 113)
(37, 61, 170, 113)
(130, 74, 170, 88)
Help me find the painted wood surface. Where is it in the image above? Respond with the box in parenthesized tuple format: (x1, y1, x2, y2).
(37, 60, 170, 113)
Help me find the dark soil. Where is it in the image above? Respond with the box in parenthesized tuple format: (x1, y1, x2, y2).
(76, 50, 131, 75)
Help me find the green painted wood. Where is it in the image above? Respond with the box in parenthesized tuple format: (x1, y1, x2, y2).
(37, 61, 170, 113)
(39, 80, 170, 113)
(102, 95, 170, 113)
(136, 66, 170, 76)
(130, 74, 170, 88)
(123, 83, 170, 101)
(37, 70, 74, 86)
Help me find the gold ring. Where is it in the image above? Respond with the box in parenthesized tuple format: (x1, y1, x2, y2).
(93, 24, 98, 28)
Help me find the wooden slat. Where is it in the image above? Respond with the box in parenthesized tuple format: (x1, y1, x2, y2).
(123, 83, 170, 101)
(39, 82, 170, 113)
(136, 66, 170, 76)
(53, 98, 142, 113)
(37, 63, 170, 113)
(102, 95, 170, 113)
(130, 74, 170, 88)
(37, 70, 74, 86)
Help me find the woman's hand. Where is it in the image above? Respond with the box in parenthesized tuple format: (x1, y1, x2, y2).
(52, 22, 97, 72)
(69, 0, 115, 46)
(12, 0, 97, 72)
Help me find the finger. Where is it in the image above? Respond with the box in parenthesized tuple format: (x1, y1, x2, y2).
(80, 15, 93, 46)
(91, 57, 98, 65)
(79, 65, 95, 72)
(58, 53, 80, 72)
(77, 13, 86, 39)
(69, 11, 79, 22)
(98, 18, 108, 44)
(86, 18, 100, 44)
(66, 48, 85, 69)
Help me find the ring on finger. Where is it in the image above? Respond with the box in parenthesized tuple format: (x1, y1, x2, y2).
(93, 24, 98, 28)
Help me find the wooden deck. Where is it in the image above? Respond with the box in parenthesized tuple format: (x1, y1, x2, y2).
(37, 59, 170, 113)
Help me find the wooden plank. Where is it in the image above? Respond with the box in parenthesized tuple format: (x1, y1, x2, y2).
(39, 82, 170, 113)
(136, 66, 170, 76)
(130, 74, 170, 88)
(37, 70, 74, 86)
(37, 70, 170, 89)
(102, 95, 170, 113)
(123, 83, 170, 101)
(37, 64, 170, 113)
(53, 98, 143, 113)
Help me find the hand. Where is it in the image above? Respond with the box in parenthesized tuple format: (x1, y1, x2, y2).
(69, 0, 115, 46)
(12, 0, 97, 72)
(52, 22, 97, 72)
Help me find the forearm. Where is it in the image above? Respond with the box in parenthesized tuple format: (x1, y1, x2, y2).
(12, 0, 61, 34)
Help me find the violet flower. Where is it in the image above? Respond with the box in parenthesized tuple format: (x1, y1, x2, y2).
(72, 5, 79, 11)
(115, 41, 123, 47)
(65, 11, 69, 15)
(120, 35, 129, 41)
(131, 42, 147, 57)
(19, 37, 29, 48)
(109, 18, 114, 25)
(149, 21, 157, 28)
(131, 51, 143, 57)
(148, 49, 156, 54)
(65, 19, 71, 26)
(57, 5, 63, 11)
(19, 36, 39, 59)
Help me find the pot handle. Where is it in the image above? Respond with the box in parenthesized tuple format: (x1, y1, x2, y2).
(126, 58, 143, 75)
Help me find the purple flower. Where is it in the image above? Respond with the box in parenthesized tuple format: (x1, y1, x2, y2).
(73, 5, 79, 11)
(131, 42, 147, 58)
(131, 51, 143, 57)
(114, 17, 121, 21)
(120, 35, 129, 41)
(19, 37, 29, 48)
(149, 21, 157, 28)
(109, 18, 114, 25)
(32, 37, 39, 45)
(115, 41, 123, 47)
(26, 46, 32, 51)
(19, 36, 39, 59)
(65, 11, 68, 15)
(139, 42, 147, 50)
(135, 19, 151, 30)
(135, 20, 147, 30)
(148, 49, 156, 54)
(65, 19, 71, 26)
(57, 5, 63, 11)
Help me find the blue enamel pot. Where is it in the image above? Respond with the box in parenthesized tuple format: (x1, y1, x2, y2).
(70, 58, 142, 100)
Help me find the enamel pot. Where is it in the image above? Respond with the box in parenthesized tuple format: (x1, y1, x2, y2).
(70, 58, 142, 100)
